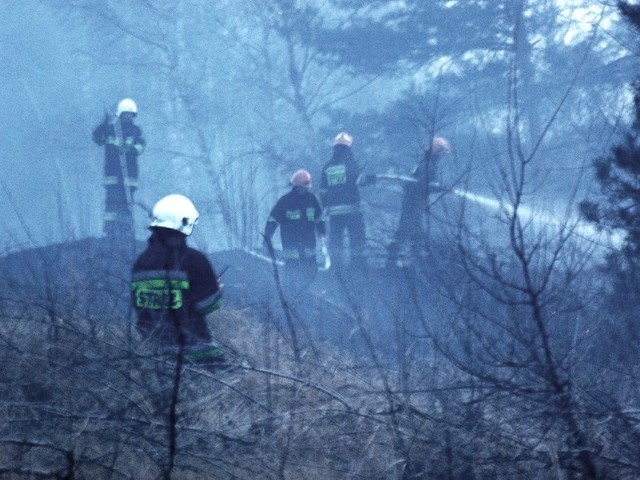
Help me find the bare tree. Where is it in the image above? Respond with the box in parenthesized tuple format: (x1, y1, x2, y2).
(416, 11, 615, 478)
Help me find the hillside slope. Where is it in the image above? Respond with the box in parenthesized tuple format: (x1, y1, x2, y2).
(0, 237, 455, 479)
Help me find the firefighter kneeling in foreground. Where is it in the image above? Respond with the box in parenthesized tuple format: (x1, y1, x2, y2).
(131, 194, 225, 367)
(263, 169, 327, 289)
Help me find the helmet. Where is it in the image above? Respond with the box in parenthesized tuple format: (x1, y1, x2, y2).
(431, 136, 451, 155)
(290, 169, 312, 187)
(150, 194, 199, 236)
(333, 131, 353, 147)
(116, 98, 138, 117)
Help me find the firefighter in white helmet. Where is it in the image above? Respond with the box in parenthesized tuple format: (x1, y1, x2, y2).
(389, 135, 451, 266)
(92, 97, 146, 240)
(131, 194, 225, 365)
(264, 169, 326, 286)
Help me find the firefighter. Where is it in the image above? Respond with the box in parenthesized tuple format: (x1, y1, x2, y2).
(131, 194, 224, 365)
(92, 98, 146, 240)
(388, 135, 451, 266)
(320, 131, 370, 270)
(264, 169, 326, 286)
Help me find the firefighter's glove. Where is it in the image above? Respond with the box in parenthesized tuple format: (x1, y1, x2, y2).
(122, 138, 136, 153)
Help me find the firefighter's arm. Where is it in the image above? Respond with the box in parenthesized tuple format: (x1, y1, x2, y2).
(92, 117, 109, 146)
(193, 257, 223, 316)
(263, 216, 280, 251)
(124, 129, 146, 155)
(133, 131, 146, 155)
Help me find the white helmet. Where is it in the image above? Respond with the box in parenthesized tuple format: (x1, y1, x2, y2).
(290, 169, 312, 187)
(116, 98, 138, 117)
(333, 131, 353, 147)
(150, 194, 199, 236)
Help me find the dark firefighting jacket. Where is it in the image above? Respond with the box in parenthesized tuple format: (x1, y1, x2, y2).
(131, 227, 222, 346)
(264, 188, 326, 261)
(319, 145, 362, 216)
(92, 117, 145, 190)
(405, 148, 443, 205)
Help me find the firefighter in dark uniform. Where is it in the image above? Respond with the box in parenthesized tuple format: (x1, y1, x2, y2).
(92, 98, 145, 240)
(264, 169, 326, 286)
(131, 194, 224, 364)
(320, 132, 369, 270)
(388, 135, 451, 266)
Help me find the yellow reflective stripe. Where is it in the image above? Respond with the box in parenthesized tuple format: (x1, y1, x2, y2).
(196, 290, 223, 314)
(282, 249, 300, 259)
(131, 271, 190, 310)
(326, 204, 360, 216)
(131, 278, 189, 290)
(282, 248, 315, 259)
(305, 207, 317, 221)
(104, 176, 137, 186)
(105, 209, 132, 217)
(325, 165, 347, 186)
(104, 136, 142, 152)
(286, 209, 301, 220)
(132, 270, 188, 282)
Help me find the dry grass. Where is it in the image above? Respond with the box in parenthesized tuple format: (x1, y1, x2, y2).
(0, 305, 433, 479)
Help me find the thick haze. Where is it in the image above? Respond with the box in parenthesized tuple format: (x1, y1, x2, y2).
(1, 3, 93, 249)
(1, 1, 637, 253)
(4, 4, 640, 476)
